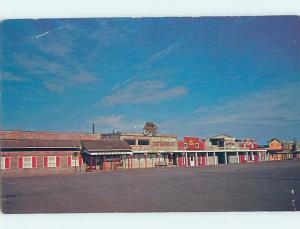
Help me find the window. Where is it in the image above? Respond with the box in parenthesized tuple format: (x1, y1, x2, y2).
(195, 143, 199, 148)
(138, 139, 149, 145)
(125, 139, 136, 145)
(47, 156, 56, 167)
(23, 156, 33, 168)
(1, 157, 10, 170)
(184, 143, 188, 148)
(71, 156, 80, 166)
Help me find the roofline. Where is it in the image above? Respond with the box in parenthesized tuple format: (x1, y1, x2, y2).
(0, 146, 79, 149)
(120, 132, 177, 137)
(84, 149, 132, 152)
(132, 149, 267, 153)
(0, 130, 100, 135)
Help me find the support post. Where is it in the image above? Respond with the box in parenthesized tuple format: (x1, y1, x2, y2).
(103, 156, 105, 171)
(176, 154, 179, 167)
(185, 152, 188, 167)
(206, 152, 208, 165)
(90, 156, 93, 170)
(195, 153, 198, 167)
(213, 152, 217, 165)
(251, 151, 254, 162)
(246, 152, 249, 163)
(236, 151, 240, 164)
(224, 152, 228, 165)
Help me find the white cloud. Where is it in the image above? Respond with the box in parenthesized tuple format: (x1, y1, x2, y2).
(159, 82, 300, 142)
(1, 72, 27, 82)
(102, 80, 187, 106)
(92, 115, 144, 132)
(112, 42, 180, 92)
(43, 81, 65, 93)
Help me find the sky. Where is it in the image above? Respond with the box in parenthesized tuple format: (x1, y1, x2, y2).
(1, 16, 300, 144)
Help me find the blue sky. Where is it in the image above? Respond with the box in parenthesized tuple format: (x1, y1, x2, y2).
(1, 16, 300, 144)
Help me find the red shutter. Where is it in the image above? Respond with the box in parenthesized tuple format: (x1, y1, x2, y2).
(67, 156, 71, 166)
(32, 156, 37, 168)
(79, 157, 83, 166)
(18, 157, 23, 168)
(5, 157, 10, 169)
(56, 156, 60, 167)
(44, 157, 48, 168)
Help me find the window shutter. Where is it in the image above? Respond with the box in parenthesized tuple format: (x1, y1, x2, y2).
(18, 157, 23, 168)
(44, 157, 48, 168)
(56, 156, 60, 167)
(32, 156, 37, 168)
(67, 156, 71, 166)
(5, 158, 10, 169)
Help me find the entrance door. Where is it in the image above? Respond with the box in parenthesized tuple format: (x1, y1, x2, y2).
(190, 155, 195, 166)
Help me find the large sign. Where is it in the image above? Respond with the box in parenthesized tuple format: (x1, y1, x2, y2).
(143, 122, 158, 136)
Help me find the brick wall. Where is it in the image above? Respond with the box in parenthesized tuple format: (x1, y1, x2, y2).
(1, 150, 86, 177)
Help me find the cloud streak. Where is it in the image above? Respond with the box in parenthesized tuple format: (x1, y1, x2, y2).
(31, 26, 65, 40)
(92, 115, 144, 132)
(102, 80, 186, 106)
(112, 42, 180, 92)
(1, 72, 27, 82)
(159, 82, 300, 142)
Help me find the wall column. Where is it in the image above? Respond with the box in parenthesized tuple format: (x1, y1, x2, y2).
(206, 152, 208, 165)
(176, 154, 179, 167)
(236, 151, 240, 164)
(195, 153, 198, 167)
(185, 152, 188, 167)
(224, 152, 228, 165)
(144, 153, 147, 168)
(213, 152, 217, 165)
(246, 152, 249, 163)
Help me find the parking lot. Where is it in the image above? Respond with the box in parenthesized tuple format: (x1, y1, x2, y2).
(1, 160, 300, 213)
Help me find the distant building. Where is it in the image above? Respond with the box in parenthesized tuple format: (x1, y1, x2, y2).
(267, 138, 293, 161)
(239, 138, 258, 150)
(209, 134, 236, 149)
(178, 137, 205, 151)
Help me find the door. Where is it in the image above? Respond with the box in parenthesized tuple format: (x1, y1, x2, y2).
(190, 155, 195, 166)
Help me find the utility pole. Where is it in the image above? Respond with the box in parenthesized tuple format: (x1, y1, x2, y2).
(92, 123, 95, 134)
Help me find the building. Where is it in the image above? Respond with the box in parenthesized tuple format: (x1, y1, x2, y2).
(0, 130, 101, 175)
(268, 138, 293, 161)
(208, 134, 236, 150)
(102, 131, 178, 168)
(0, 129, 269, 176)
(239, 138, 258, 150)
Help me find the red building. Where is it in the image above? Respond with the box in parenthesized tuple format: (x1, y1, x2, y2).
(178, 137, 205, 151)
(239, 138, 258, 150)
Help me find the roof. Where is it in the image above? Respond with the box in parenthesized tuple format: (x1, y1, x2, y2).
(0, 130, 101, 141)
(0, 139, 81, 148)
(210, 134, 235, 139)
(268, 138, 282, 143)
(120, 132, 177, 138)
(81, 140, 131, 152)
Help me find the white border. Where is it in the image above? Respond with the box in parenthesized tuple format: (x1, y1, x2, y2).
(1, 1, 300, 229)
(0, 0, 300, 19)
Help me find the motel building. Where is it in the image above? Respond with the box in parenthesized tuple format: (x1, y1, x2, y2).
(0, 130, 269, 176)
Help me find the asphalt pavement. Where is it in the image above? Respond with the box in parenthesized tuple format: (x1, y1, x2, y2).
(1, 160, 300, 213)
